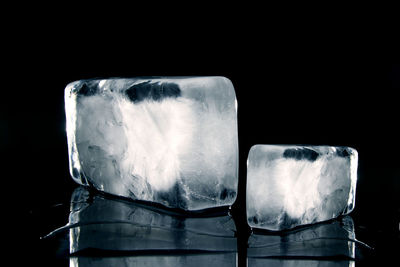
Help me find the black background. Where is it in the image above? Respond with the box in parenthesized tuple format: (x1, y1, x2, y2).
(3, 13, 400, 266)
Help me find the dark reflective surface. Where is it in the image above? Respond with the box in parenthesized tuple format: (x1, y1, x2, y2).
(248, 258, 355, 267)
(39, 186, 238, 266)
(248, 216, 358, 259)
(64, 187, 236, 252)
(14, 63, 400, 267)
(37, 186, 380, 266)
(69, 253, 238, 267)
(247, 216, 372, 266)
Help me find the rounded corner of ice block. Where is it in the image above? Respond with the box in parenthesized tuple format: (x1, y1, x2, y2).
(245, 208, 258, 229)
(68, 160, 85, 186)
(245, 148, 253, 169)
(246, 217, 254, 229)
(214, 76, 236, 91)
(335, 145, 358, 158)
(348, 146, 359, 158)
(69, 170, 81, 185)
(348, 206, 356, 216)
(65, 80, 82, 94)
(343, 200, 356, 215)
(217, 75, 233, 84)
(229, 189, 239, 208)
(247, 144, 265, 158)
(248, 144, 262, 155)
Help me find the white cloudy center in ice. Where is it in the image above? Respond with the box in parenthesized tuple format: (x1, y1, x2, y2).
(248, 156, 349, 220)
(246, 145, 357, 231)
(66, 77, 238, 210)
(118, 97, 195, 191)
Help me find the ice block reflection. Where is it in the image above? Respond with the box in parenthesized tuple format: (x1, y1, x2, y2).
(68, 186, 237, 254)
(248, 258, 354, 267)
(70, 253, 238, 267)
(248, 216, 357, 266)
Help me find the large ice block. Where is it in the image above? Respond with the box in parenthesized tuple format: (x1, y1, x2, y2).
(65, 77, 238, 211)
(246, 145, 358, 231)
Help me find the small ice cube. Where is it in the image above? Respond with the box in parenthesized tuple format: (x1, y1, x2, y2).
(246, 145, 358, 231)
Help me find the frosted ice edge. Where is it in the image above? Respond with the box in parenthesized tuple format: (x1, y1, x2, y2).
(65, 77, 238, 211)
(246, 144, 358, 231)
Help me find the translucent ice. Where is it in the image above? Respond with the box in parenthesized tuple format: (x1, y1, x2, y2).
(65, 77, 238, 211)
(246, 145, 358, 231)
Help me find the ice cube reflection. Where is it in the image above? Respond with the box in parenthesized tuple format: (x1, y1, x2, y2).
(248, 258, 354, 267)
(70, 253, 238, 267)
(67, 186, 237, 254)
(248, 216, 358, 266)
